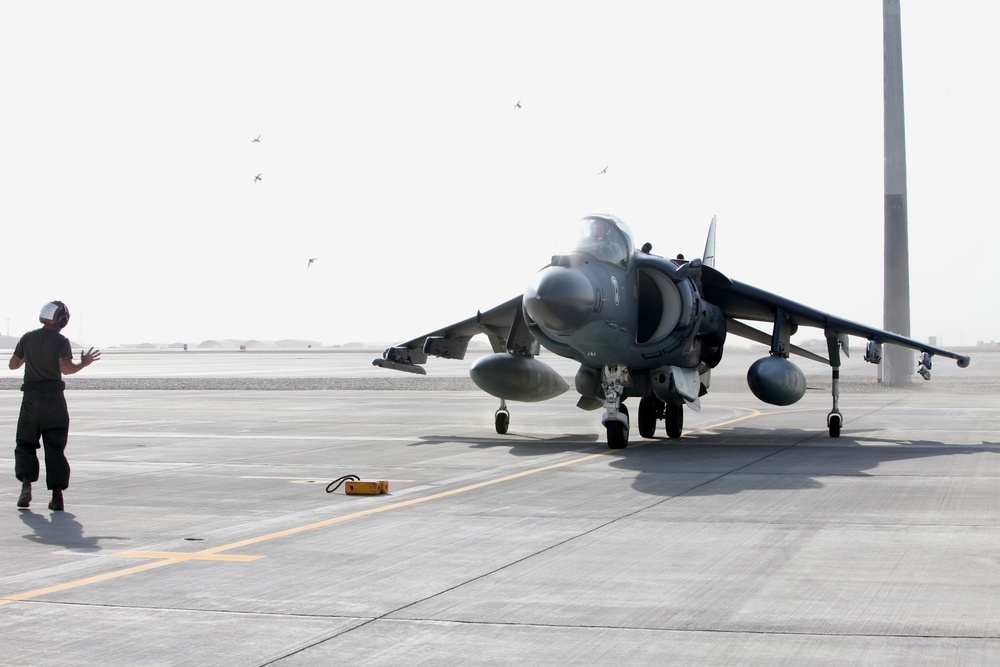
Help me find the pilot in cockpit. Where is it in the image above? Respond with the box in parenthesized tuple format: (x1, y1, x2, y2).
(589, 218, 611, 243)
(578, 217, 630, 266)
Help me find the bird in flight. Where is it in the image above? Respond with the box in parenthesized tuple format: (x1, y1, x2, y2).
(308, 258, 318, 268)
(514, 100, 522, 109)
(255, 174, 262, 182)
(597, 165, 609, 175)
(252, 134, 261, 142)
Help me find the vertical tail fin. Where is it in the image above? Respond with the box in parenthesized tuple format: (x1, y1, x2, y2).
(703, 216, 717, 268)
(699, 216, 718, 399)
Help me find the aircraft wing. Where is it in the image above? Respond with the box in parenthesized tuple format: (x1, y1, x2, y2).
(372, 295, 532, 374)
(700, 265, 971, 368)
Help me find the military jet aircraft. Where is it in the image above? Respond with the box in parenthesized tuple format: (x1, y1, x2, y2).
(374, 214, 971, 448)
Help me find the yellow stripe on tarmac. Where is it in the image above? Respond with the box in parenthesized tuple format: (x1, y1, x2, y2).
(0, 560, 178, 606)
(117, 552, 263, 562)
(1, 407, 762, 607)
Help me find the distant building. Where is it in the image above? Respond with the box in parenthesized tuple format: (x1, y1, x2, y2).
(197, 340, 242, 349)
(242, 340, 278, 349)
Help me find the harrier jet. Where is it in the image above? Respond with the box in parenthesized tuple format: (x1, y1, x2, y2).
(374, 215, 970, 448)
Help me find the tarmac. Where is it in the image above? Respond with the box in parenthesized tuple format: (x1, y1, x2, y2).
(1, 349, 998, 665)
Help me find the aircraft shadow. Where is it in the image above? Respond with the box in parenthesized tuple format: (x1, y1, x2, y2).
(411, 426, 998, 498)
(611, 426, 1000, 498)
(18, 510, 127, 552)
(414, 432, 601, 457)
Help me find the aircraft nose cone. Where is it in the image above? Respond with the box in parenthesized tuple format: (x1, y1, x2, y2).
(524, 266, 596, 334)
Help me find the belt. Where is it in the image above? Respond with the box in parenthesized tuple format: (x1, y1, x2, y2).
(20, 380, 66, 393)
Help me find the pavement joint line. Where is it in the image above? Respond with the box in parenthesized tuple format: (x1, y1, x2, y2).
(1, 407, 765, 607)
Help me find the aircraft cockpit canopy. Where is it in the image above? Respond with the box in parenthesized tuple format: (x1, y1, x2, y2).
(570, 215, 634, 266)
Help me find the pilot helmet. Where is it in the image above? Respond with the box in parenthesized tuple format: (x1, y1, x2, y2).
(591, 219, 608, 241)
(39, 301, 70, 329)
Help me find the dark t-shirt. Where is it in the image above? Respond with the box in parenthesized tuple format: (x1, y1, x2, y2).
(13, 328, 73, 383)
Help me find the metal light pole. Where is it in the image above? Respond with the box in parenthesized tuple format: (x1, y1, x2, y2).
(882, 0, 913, 386)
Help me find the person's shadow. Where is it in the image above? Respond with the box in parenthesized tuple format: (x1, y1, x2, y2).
(18, 510, 126, 552)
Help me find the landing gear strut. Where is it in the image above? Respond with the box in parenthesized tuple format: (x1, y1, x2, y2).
(602, 365, 631, 449)
(826, 330, 845, 438)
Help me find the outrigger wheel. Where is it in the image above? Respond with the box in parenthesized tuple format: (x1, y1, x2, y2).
(827, 412, 842, 438)
(495, 400, 510, 435)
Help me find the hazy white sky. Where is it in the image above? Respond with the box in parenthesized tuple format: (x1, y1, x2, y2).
(2, 1, 997, 349)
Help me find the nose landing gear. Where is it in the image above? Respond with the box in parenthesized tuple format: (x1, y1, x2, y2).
(601, 365, 631, 449)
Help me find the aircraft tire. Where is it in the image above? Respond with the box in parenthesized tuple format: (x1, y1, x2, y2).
(828, 414, 841, 438)
(665, 404, 683, 439)
(495, 411, 509, 435)
(638, 396, 657, 438)
(606, 421, 628, 449)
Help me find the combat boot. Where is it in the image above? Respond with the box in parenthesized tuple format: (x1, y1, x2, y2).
(17, 478, 31, 508)
(48, 487, 64, 511)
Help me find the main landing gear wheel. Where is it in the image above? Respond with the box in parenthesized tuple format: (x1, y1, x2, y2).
(665, 404, 683, 439)
(638, 396, 660, 438)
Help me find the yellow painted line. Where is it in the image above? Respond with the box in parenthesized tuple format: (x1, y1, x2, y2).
(202, 452, 618, 555)
(692, 407, 763, 431)
(1, 407, 763, 607)
(116, 552, 262, 563)
(1, 559, 178, 605)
